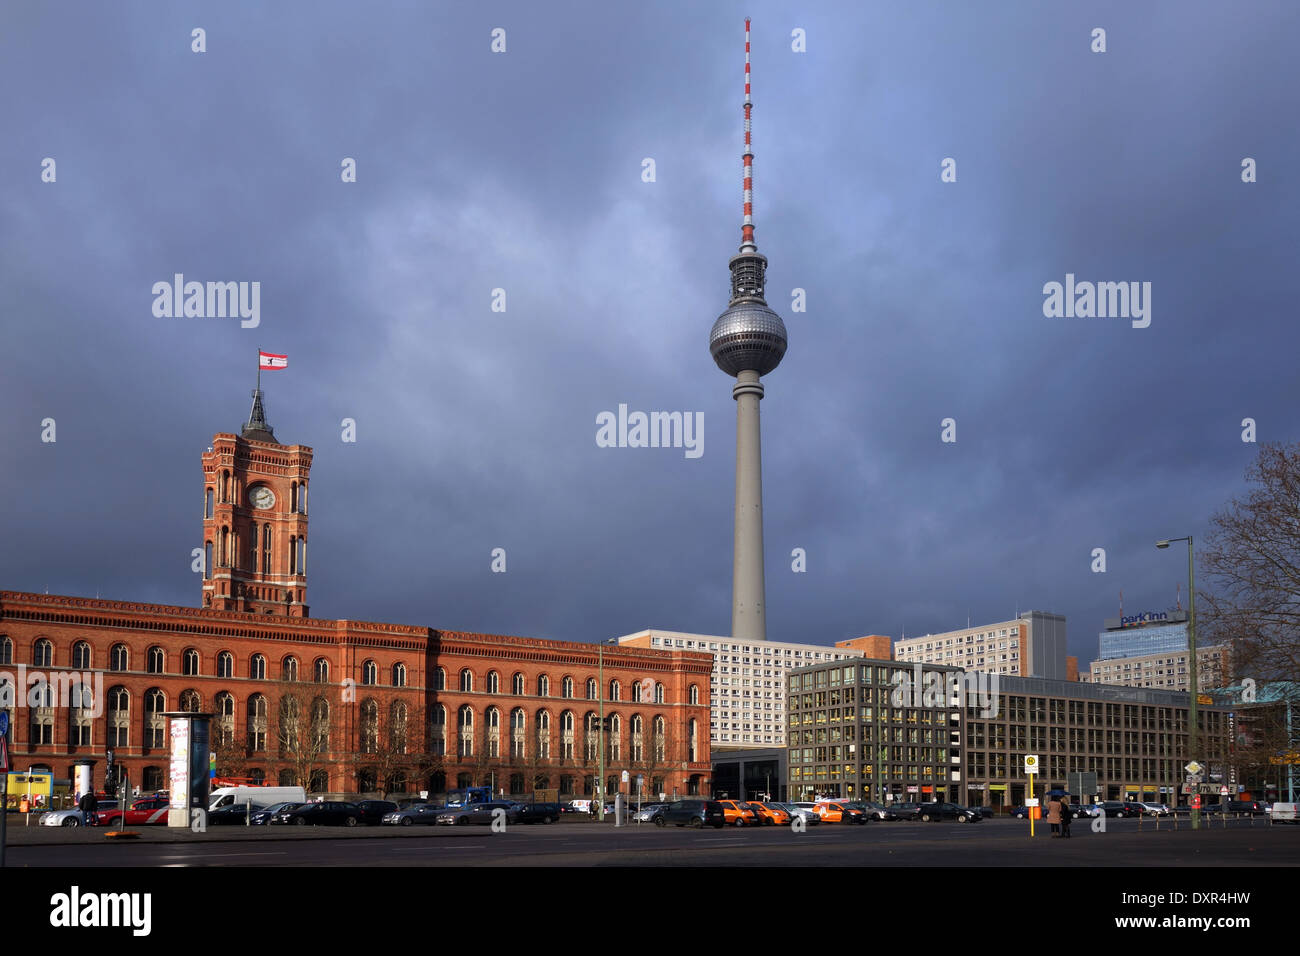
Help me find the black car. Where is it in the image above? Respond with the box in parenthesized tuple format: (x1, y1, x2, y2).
(653, 800, 726, 829)
(892, 802, 924, 821)
(250, 802, 302, 825)
(355, 800, 399, 825)
(917, 802, 982, 823)
(513, 802, 563, 824)
(274, 801, 363, 826)
(1096, 801, 1142, 818)
(208, 803, 268, 826)
(436, 802, 520, 826)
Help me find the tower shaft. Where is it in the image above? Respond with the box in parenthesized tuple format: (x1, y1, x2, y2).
(731, 370, 767, 640)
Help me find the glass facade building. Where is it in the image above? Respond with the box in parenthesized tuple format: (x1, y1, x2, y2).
(1098, 622, 1188, 661)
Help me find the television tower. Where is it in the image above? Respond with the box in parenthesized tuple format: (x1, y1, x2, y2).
(709, 17, 787, 642)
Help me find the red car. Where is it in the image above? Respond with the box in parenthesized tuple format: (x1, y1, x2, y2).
(94, 796, 172, 826)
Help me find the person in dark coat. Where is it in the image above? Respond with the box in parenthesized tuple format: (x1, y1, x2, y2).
(78, 790, 97, 826)
(1059, 795, 1073, 838)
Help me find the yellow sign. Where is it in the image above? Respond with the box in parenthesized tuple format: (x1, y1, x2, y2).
(1197, 694, 1213, 706)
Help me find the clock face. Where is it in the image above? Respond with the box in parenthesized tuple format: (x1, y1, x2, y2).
(249, 486, 276, 510)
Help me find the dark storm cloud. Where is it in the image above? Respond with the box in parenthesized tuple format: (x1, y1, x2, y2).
(2, 0, 1297, 671)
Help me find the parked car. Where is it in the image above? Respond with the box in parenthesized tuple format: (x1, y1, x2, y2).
(813, 801, 867, 824)
(632, 803, 670, 823)
(917, 802, 981, 823)
(716, 799, 761, 827)
(747, 802, 790, 826)
(1096, 801, 1142, 818)
(250, 802, 302, 825)
(354, 800, 399, 826)
(94, 796, 172, 827)
(780, 802, 823, 825)
(1226, 800, 1265, 814)
(273, 801, 364, 826)
(652, 799, 726, 829)
(1140, 802, 1171, 816)
(969, 806, 994, 819)
(892, 802, 924, 821)
(41, 800, 119, 827)
(436, 802, 519, 826)
(1072, 804, 1100, 818)
(1009, 805, 1031, 819)
(381, 803, 444, 826)
(513, 802, 564, 824)
(207, 803, 269, 825)
(861, 802, 899, 821)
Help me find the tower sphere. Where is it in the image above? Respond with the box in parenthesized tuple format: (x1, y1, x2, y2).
(710, 302, 787, 377)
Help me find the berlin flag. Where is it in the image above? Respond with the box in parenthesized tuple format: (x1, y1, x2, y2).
(259, 351, 288, 370)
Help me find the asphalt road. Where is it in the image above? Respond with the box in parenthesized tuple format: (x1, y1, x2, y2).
(5, 815, 1295, 867)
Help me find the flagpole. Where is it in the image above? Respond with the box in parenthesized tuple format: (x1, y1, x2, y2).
(256, 349, 261, 394)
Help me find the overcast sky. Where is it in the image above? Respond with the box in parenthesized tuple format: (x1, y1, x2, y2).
(2, 1, 1297, 667)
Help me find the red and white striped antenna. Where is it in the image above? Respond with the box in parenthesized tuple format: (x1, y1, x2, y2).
(741, 16, 757, 254)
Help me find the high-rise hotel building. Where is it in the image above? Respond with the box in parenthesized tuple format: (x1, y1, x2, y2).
(893, 611, 1069, 680)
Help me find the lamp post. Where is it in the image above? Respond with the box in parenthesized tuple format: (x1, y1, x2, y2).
(597, 638, 615, 822)
(1158, 536, 1198, 830)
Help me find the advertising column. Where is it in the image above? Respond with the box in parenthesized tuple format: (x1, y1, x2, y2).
(165, 713, 213, 827)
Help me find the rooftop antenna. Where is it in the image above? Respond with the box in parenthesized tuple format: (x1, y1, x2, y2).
(1176, 582, 1182, 611)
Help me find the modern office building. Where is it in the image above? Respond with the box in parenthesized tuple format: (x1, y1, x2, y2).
(1097, 610, 1190, 660)
(616, 630, 863, 747)
(785, 658, 965, 803)
(1081, 644, 1233, 692)
(892, 611, 1068, 679)
(963, 675, 1232, 809)
(785, 658, 1234, 810)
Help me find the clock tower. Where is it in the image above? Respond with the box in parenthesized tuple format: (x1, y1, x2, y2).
(201, 387, 312, 617)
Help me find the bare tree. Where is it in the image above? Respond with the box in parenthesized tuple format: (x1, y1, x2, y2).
(1200, 442, 1300, 685)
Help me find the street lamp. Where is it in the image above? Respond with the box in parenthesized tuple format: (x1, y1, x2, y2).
(597, 638, 616, 822)
(1157, 535, 1199, 830)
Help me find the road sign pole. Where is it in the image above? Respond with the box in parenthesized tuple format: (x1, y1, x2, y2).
(0, 713, 9, 868)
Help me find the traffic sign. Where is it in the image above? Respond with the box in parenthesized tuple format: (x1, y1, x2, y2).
(1220, 785, 1230, 796)
(1024, 754, 1039, 774)
(0, 711, 8, 736)
(1185, 761, 1202, 775)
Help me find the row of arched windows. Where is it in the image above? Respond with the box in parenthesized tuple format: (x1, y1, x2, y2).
(432, 667, 696, 705)
(426, 704, 685, 762)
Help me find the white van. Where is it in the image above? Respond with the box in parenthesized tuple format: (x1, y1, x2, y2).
(209, 786, 307, 811)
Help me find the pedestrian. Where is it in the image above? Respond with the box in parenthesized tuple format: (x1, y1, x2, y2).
(77, 789, 97, 827)
(1046, 794, 1062, 837)
(1060, 795, 1073, 839)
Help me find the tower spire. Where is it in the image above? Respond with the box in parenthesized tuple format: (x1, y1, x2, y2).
(741, 16, 756, 254)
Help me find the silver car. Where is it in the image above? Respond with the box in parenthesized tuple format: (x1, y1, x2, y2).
(382, 803, 445, 826)
(779, 802, 822, 825)
(40, 800, 118, 827)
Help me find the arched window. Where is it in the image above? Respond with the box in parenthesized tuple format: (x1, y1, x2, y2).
(214, 692, 234, 747)
(204, 541, 213, 579)
(586, 678, 598, 700)
(457, 706, 474, 757)
(486, 707, 501, 757)
(631, 714, 644, 761)
(392, 662, 407, 687)
(282, 656, 299, 681)
(459, 669, 473, 693)
(560, 711, 575, 759)
(535, 710, 551, 759)
(510, 708, 526, 758)
(360, 699, 379, 754)
(147, 646, 164, 674)
(562, 676, 574, 699)
(512, 672, 524, 696)
(205, 486, 214, 518)
(145, 689, 166, 749)
(314, 658, 329, 683)
(311, 697, 330, 750)
(435, 667, 446, 691)
(221, 526, 230, 567)
(609, 680, 620, 702)
(278, 696, 301, 754)
(250, 654, 266, 681)
(108, 686, 130, 747)
(362, 660, 377, 686)
(653, 716, 666, 760)
(537, 674, 550, 697)
(289, 535, 297, 574)
(688, 717, 698, 762)
(583, 712, 599, 761)
(262, 523, 272, 574)
(429, 704, 447, 755)
(247, 695, 268, 752)
(486, 671, 500, 694)
(390, 700, 408, 754)
(0, 637, 12, 665)
(72, 642, 91, 669)
(654, 682, 665, 704)
(180, 689, 201, 713)
(216, 651, 233, 678)
(110, 643, 127, 672)
(33, 639, 53, 668)
(632, 679, 644, 703)
(689, 684, 699, 705)
(249, 522, 258, 570)
(183, 648, 200, 676)
(221, 470, 229, 503)
(609, 714, 621, 760)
